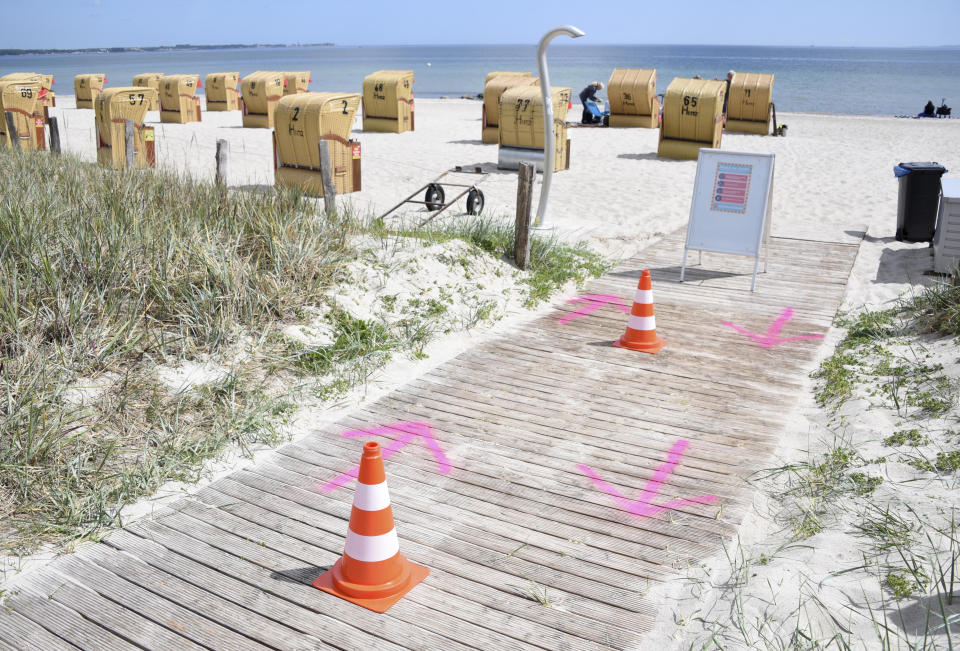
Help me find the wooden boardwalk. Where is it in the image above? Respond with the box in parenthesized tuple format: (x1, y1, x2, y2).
(0, 231, 862, 650)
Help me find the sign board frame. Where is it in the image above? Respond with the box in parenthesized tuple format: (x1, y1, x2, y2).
(680, 149, 776, 291)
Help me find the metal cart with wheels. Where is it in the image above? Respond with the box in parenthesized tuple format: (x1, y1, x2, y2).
(379, 166, 488, 226)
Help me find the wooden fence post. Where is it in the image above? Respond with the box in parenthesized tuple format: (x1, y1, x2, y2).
(47, 116, 61, 153)
(215, 138, 229, 187)
(317, 140, 337, 216)
(5, 112, 20, 151)
(514, 161, 535, 269)
(124, 119, 135, 169)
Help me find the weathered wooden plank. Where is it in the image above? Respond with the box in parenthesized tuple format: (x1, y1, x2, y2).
(439, 351, 791, 424)
(2, 585, 136, 650)
(333, 404, 751, 504)
(381, 380, 768, 468)
(102, 529, 373, 649)
(307, 411, 746, 540)
(275, 440, 722, 579)
(0, 607, 78, 651)
(80, 542, 323, 650)
(218, 470, 658, 631)
(535, 312, 830, 364)
(512, 323, 814, 387)
(380, 379, 778, 464)
(215, 138, 229, 187)
(175, 499, 600, 651)
(384, 382, 776, 469)
(266, 447, 708, 572)
(407, 372, 782, 452)
(300, 408, 746, 527)
(419, 369, 781, 462)
(485, 331, 805, 395)
(489, 334, 803, 396)
(54, 554, 270, 650)
(198, 481, 646, 648)
(25, 568, 204, 649)
(463, 341, 796, 412)
(590, 275, 844, 314)
(147, 510, 513, 651)
(546, 300, 833, 358)
(362, 387, 773, 472)
(123, 519, 449, 651)
(238, 459, 674, 625)
(482, 337, 799, 405)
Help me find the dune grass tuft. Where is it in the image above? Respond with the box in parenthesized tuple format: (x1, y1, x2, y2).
(0, 148, 354, 553)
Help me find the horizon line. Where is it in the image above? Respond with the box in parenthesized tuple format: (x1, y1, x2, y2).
(4, 42, 960, 55)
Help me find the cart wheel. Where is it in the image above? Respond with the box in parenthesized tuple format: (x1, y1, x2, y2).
(466, 188, 485, 216)
(424, 184, 445, 211)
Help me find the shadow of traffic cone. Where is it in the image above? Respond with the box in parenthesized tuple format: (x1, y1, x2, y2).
(314, 441, 428, 613)
(613, 269, 666, 353)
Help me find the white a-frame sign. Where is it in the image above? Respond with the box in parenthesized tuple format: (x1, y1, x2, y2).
(680, 149, 775, 291)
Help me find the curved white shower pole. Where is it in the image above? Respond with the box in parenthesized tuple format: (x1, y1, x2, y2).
(533, 24, 585, 229)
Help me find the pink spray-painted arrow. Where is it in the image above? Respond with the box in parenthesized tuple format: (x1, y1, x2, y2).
(722, 307, 824, 348)
(321, 421, 451, 492)
(577, 439, 717, 518)
(558, 294, 631, 325)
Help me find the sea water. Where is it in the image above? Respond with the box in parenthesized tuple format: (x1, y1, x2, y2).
(2, 43, 958, 117)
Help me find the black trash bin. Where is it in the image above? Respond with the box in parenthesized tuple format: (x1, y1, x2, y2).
(895, 161, 948, 242)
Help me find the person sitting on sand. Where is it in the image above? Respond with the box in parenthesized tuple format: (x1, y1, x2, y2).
(923, 100, 936, 117)
(579, 81, 604, 124)
(937, 98, 952, 118)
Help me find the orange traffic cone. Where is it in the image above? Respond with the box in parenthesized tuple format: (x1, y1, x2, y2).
(613, 269, 666, 353)
(314, 441, 428, 613)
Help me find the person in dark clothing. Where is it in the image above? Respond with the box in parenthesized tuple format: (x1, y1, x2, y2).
(723, 70, 735, 115)
(923, 100, 936, 116)
(579, 81, 604, 124)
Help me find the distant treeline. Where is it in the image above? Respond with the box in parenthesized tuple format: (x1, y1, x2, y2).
(0, 43, 335, 56)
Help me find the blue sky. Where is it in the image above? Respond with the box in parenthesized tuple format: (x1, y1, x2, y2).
(8, 0, 960, 49)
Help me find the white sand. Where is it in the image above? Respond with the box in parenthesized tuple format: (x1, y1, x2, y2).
(52, 95, 960, 246)
(19, 98, 960, 644)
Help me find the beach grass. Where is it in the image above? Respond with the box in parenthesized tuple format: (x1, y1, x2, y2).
(368, 214, 607, 307)
(0, 147, 608, 555)
(0, 147, 353, 553)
